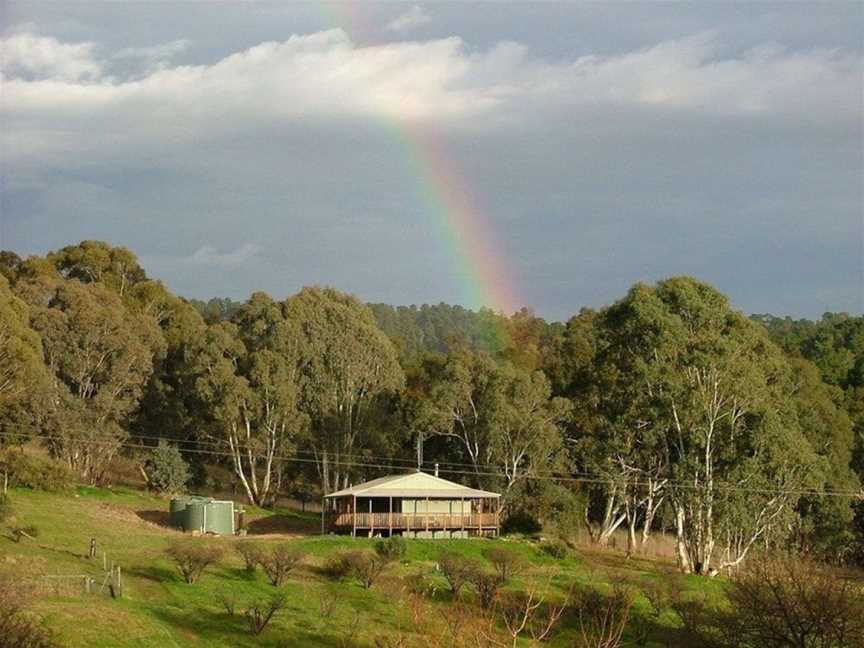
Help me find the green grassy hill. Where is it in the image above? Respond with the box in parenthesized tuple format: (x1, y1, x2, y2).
(2, 486, 724, 647)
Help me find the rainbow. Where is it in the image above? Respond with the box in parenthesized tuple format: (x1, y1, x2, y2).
(315, 2, 524, 315)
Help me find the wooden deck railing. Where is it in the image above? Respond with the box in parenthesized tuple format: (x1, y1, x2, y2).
(328, 512, 497, 529)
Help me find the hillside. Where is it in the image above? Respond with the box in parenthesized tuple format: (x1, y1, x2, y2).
(2, 486, 723, 648)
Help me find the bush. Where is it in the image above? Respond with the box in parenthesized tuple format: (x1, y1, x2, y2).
(321, 552, 354, 581)
(672, 556, 864, 648)
(483, 546, 526, 583)
(572, 582, 635, 648)
(501, 510, 542, 535)
(540, 540, 569, 560)
(344, 550, 387, 589)
(235, 542, 263, 573)
(469, 570, 504, 610)
(258, 545, 305, 587)
(0, 575, 60, 648)
(375, 535, 407, 563)
(245, 592, 287, 635)
(0, 450, 72, 492)
(165, 541, 224, 584)
(438, 552, 478, 597)
(144, 442, 189, 495)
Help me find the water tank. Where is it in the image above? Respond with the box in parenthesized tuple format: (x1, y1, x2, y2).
(169, 496, 235, 535)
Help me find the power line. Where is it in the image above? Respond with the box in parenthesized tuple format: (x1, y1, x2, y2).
(2, 430, 862, 500)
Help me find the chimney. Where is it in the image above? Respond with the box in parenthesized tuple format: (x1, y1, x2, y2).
(434, 463, 439, 477)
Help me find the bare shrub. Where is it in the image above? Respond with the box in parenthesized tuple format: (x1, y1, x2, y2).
(439, 552, 478, 597)
(496, 578, 570, 646)
(375, 535, 407, 562)
(257, 544, 305, 587)
(244, 591, 287, 635)
(344, 550, 387, 589)
(470, 570, 504, 611)
(483, 547, 526, 583)
(0, 575, 59, 648)
(234, 542, 262, 573)
(321, 552, 353, 580)
(572, 582, 635, 648)
(216, 589, 238, 616)
(165, 541, 224, 584)
(672, 556, 864, 648)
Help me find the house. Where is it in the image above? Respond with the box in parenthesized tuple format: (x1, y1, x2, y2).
(322, 471, 500, 538)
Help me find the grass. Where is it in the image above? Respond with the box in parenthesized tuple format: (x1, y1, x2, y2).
(0, 485, 727, 647)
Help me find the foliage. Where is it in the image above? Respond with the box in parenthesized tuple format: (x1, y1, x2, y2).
(501, 510, 542, 536)
(539, 540, 569, 559)
(469, 569, 503, 610)
(0, 450, 73, 492)
(244, 592, 287, 636)
(320, 552, 354, 581)
(257, 544, 305, 587)
(165, 541, 224, 584)
(143, 442, 189, 494)
(374, 536, 407, 563)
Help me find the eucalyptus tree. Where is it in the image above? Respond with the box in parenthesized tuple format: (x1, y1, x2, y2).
(194, 293, 307, 506)
(283, 287, 404, 494)
(0, 276, 47, 410)
(594, 278, 821, 574)
(27, 280, 162, 483)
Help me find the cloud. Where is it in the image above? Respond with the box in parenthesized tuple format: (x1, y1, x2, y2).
(112, 39, 190, 72)
(0, 32, 101, 81)
(190, 243, 262, 268)
(386, 5, 431, 33)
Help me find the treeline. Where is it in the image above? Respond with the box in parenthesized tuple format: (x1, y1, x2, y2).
(1, 241, 862, 574)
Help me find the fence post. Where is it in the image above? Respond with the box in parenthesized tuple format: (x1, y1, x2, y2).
(89, 538, 96, 559)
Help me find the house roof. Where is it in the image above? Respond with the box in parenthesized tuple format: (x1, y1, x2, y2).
(324, 472, 500, 499)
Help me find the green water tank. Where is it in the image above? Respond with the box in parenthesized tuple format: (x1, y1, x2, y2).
(169, 496, 235, 535)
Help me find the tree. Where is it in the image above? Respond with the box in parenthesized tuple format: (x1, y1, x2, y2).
(284, 287, 404, 493)
(592, 278, 821, 574)
(28, 280, 161, 483)
(143, 441, 190, 494)
(194, 294, 306, 506)
(48, 240, 146, 297)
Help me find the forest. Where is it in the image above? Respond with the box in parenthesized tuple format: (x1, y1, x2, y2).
(1, 240, 863, 578)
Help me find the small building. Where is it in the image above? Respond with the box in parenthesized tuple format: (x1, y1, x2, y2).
(169, 496, 235, 535)
(322, 471, 500, 538)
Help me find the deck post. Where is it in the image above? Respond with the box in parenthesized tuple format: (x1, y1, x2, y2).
(460, 497, 465, 535)
(352, 495, 357, 538)
(369, 499, 374, 536)
(425, 496, 429, 533)
(388, 496, 393, 536)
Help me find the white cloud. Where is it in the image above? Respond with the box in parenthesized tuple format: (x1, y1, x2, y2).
(189, 244, 262, 268)
(0, 32, 102, 81)
(385, 5, 431, 33)
(112, 39, 190, 72)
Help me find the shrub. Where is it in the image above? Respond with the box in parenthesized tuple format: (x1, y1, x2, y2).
(0, 575, 59, 648)
(469, 570, 504, 610)
(672, 556, 864, 648)
(165, 541, 224, 584)
(439, 551, 478, 597)
(501, 510, 542, 535)
(245, 592, 287, 635)
(344, 550, 387, 589)
(572, 582, 635, 648)
(321, 552, 353, 581)
(144, 442, 189, 495)
(258, 545, 305, 587)
(540, 540, 569, 560)
(483, 546, 526, 583)
(216, 589, 238, 616)
(235, 542, 263, 573)
(375, 536, 407, 563)
(0, 450, 72, 492)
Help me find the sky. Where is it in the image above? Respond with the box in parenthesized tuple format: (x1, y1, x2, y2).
(1, 1, 862, 321)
